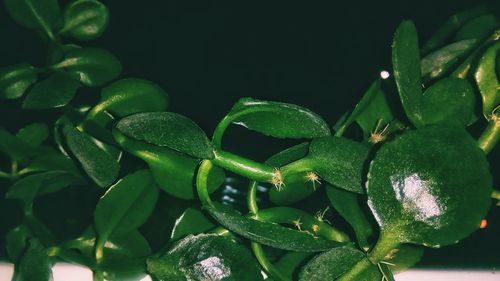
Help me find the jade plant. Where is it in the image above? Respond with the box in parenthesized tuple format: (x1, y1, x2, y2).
(0, 1, 499, 280)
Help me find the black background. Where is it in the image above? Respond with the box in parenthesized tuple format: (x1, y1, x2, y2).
(1, 0, 499, 270)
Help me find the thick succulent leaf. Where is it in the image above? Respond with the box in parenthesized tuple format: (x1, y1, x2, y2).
(16, 123, 49, 147)
(420, 5, 488, 54)
(475, 41, 500, 119)
(420, 77, 475, 126)
(307, 136, 370, 193)
(383, 245, 424, 273)
(22, 152, 79, 174)
(326, 186, 374, 248)
(367, 125, 492, 247)
(170, 208, 216, 241)
(226, 97, 331, 139)
(454, 14, 499, 42)
(53, 47, 122, 87)
(6, 225, 33, 263)
(94, 170, 159, 251)
(116, 112, 213, 159)
(354, 86, 394, 137)
(147, 234, 263, 281)
(113, 129, 224, 199)
(206, 205, 346, 252)
(14, 239, 53, 281)
(299, 246, 381, 281)
(392, 21, 424, 127)
(22, 72, 80, 109)
(266, 143, 315, 205)
(61, 0, 109, 41)
(274, 252, 314, 280)
(88, 78, 169, 121)
(421, 39, 477, 79)
(63, 125, 120, 187)
(0, 128, 34, 161)
(0, 64, 38, 99)
(4, 0, 61, 30)
(6, 170, 85, 205)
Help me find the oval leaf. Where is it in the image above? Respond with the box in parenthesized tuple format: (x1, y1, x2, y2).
(0, 64, 38, 99)
(94, 170, 159, 255)
(307, 136, 370, 193)
(170, 208, 216, 241)
(147, 234, 263, 281)
(63, 125, 120, 187)
(53, 47, 122, 87)
(226, 97, 331, 139)
(420, 77, 475, 126)
(421, 39, 477, 80)
(392, 21, 424, 127)
(4, 0, 61, 31)
(475, 41, 500, 120)
(116, 112, 214, 159)
(0, 128, 34, 162)
(299, 246, 381, 281)
(367, 125, 492, 247)
(15, 239, 53, 281)
(16, 123, 49, 147)
(113, 129, 224, 199)
(61, 0, 109, 41)
(454, 14, 499, 42)
(206, 205, 346, 252)
(22, 72, 80, 109)
(6, 224, 33, 263)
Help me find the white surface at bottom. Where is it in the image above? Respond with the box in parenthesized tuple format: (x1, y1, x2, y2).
(1, 262, 498, 280)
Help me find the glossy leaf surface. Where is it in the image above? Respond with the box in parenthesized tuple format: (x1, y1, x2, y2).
(206, 205, 346, 252)
(0, 64, 37, 99)
(4, 0, 61, 30)
(61, 0, 109, 41)
(299, 246, 381, 281)
(116, 112, 213, 159)
(16, 123, 49, 147)
(420, 77, 475, 126)
(307, 136, 369, 193)
(226, 97, 330, 139)
(384, 245, 424, 273)
(15, 239, 53, 281)
(94, 170, 159, 250)
(113, 130, 224, 199)
(326, 185, 374, 248)
(22, 72, 80, 109)
(367, 125, 492, 247)
(54, 47, 122, 86)
(475, 41, 500, 119)
(147, 234, 263, 281)
(63, 125, 120, 187)
(392, 21, 424, 127)
(170, 208, 215, 241)
(421, 39, 477, 79)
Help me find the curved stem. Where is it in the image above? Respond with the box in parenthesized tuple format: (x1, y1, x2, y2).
(247, 181, 259, 215)
(478, 118, 500, 154)
(196, 160, 216, 208)
(212, 151, 278, 184)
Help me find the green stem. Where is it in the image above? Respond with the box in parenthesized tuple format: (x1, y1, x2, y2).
(0, 170, 11, 178)
(196, 160, 216, 208)
(478, 118, 500, 154)
(247, 181, 259, 214)
(492, 190, 500, 200)
(47, 246, 94, 268)
(212, 151, 278, 184)
(93, 271, 105, 281)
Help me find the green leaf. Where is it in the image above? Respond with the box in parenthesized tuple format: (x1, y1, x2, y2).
(299, 246, 381, 281)
(4, 0, 61, 32)
(206, 205, 346, 252)
(22, 72, 80, 109)
(454, 14, 499, 42)
(420, 5, 488, 54)
(475, 41, 500, 120)
(63, 125, 120, 187)
(88, 78, 169, 120)
(147, 234, 264, 281)
(378, 263, 395, 281)
(266, 143, 316, 205)
(392, 21, 424, 127)
(421, 39, 477, 80)
(420, 77, 475, 126)
(94, 170, 159, 256)
(116, 112, 214, 159)
(367, 125, 492, 247)
(6, 225, 33, 263)
(326, 185, 374, 248)
(0, 64, 38, 99)
(53, 47, 122, 87)
(307, 136, 370, 193)
(274, 252, 314, 280)
(170, 208, 216, 241)
(21, 152, 79, 174)
(383, 245, 424, 273)
(6, 170, 85, 205)
(226, 97, 331, 139)
(61, 0, 109, 41)
(113, 129, 225, 199)
(16, 123, 49, 147)
(0, 128, 34, 162)
(14, 238, 53, 281)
